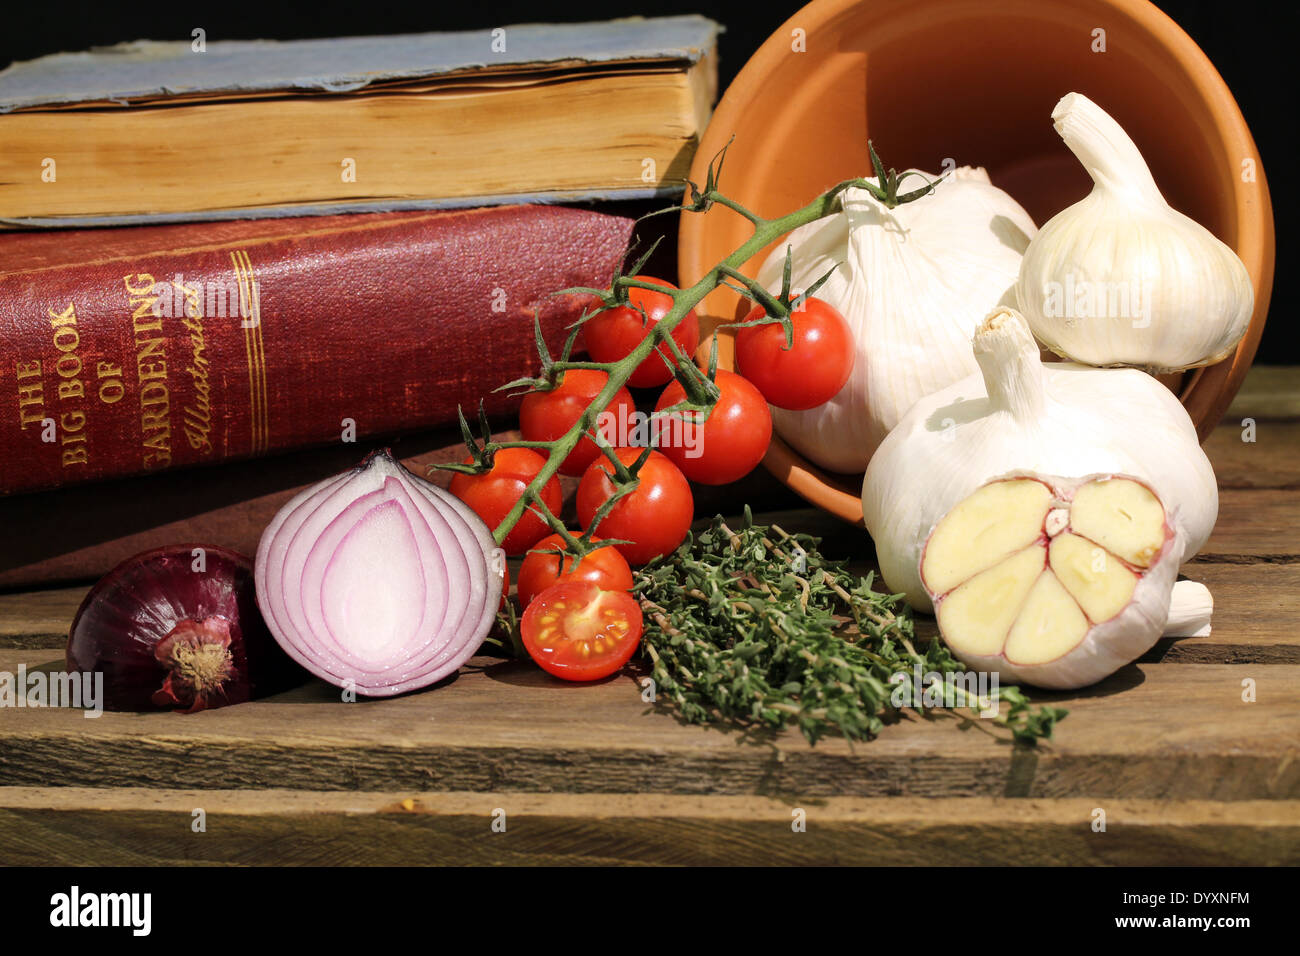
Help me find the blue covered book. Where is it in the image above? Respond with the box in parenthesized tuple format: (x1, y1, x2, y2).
(0, 16, 719, 227)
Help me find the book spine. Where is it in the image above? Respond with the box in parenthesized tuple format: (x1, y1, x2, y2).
(0, 206, 632, 496)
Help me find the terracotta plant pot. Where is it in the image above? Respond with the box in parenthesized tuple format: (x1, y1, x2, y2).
(677, 0, 1275, 525)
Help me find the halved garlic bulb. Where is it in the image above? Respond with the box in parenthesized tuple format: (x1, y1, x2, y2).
(921, 473, 1179, 689)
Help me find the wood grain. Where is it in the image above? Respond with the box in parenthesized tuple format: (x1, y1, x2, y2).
(1226, 366, 1300, 420)
(1201, 490, 1300, 559)
(0, 788, 1294, 866)
(0, 648, 1295, 801)
(1204, 421, 1300, 489)
(0, 586, 81, 650)
(1144, 564, 1300, 663)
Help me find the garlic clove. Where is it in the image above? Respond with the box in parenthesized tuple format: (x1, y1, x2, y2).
(920, 477, 1052, 594)
(932, 543, 1046, 657)
(1004, 571, 1090, 667)
(921, 473, 1179, 689)
(1049, 533, 1139, 624)
(1016, 93, 1253, 374)
(1067, 476, 1167, 568)
(1163, 580, 1213, 638)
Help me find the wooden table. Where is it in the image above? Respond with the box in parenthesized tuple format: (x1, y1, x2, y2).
(1, 369, 1297, 866)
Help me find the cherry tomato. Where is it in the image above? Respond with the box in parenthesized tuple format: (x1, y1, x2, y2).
(654, 369, 772, 485)
(577, 448, 693, 566)
(449, 447, 562, 556)
(583, 276, 700, 389)
(519, 370, 637, 476)
(521, 581, 644, 681)
(517, 533, 634, 608)
(734, 297, 855, 410)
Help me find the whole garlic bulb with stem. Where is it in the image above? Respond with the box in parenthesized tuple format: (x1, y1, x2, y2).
(755, 167, 1036, 474)
(862, 307, 1217, 612)
(1016, 92, 1253, 373)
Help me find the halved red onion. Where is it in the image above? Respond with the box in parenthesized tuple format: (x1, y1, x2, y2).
(255, 449, 506, 696)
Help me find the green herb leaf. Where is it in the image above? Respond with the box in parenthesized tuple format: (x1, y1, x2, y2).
(635, 514, 1065, 746)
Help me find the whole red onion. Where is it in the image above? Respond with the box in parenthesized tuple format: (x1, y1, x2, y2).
(67, 545, 305, 712)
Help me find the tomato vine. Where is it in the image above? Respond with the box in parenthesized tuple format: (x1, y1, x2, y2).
(436, 141, 940, 555)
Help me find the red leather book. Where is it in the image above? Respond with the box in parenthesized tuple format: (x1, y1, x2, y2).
(0, 206, 633, 496)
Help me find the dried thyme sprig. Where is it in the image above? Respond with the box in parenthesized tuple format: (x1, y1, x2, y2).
(634, 509, 1067, 745)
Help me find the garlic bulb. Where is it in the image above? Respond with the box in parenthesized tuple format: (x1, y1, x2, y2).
(1017, 93, 1253, 372)
(862, 308, 1217, 612)
(921, 473, 1180, 689)
(755, 168, 1036, 473)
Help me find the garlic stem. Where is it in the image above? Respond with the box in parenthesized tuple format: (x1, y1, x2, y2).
(1162, 580, 1213, 638)
(1052, 92, 1163, 204)
(973, 309, 1047, 425)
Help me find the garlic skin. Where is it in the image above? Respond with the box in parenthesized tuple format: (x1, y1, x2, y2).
(861, 308, 1217, 612)
(1017, 93, 1253, 373)
(755, 168, 1036, 474)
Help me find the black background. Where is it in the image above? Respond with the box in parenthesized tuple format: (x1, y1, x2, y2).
(1, 0, 1291, 362)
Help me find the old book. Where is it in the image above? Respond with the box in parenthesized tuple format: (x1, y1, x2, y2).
(0, 16, 718, 226)
(0, 204, 634, 496)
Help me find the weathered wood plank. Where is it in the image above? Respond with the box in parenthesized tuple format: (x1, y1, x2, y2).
(0, 586, 81, 650)
(0, 649, 1295, 800)
(1201, 490, 1300, 558)
(0, 788, 1293, 866)
(1226, 366, 1300, 420)
(1204, 421, 1300, 489)
(1142, 565, 1300, 663)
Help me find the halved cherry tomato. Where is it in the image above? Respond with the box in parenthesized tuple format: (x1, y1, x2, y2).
(654, 369, 772, 485)
(519, 370, 637, 476)
(734, 297, 855, 410)
(517, 533, 634, 608)
(583, 276, 701, 388)
(521, 581, 644, 681)
(448, 447, 562, 555)
(577, 448, 693, 566)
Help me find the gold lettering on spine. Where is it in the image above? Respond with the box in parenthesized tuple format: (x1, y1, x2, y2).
(14, 360, 45, 429)
(231, 250, 269, 454)
(171, 278, 214, 455)
(46, 303, 89, 467)
(124, 274, 171, 469)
